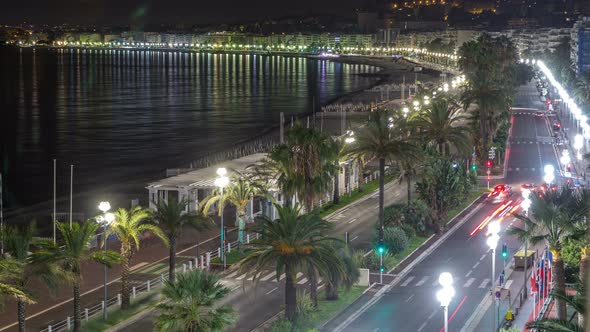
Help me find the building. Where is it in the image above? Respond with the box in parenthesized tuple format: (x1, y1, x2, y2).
(571, 16, 590, 75)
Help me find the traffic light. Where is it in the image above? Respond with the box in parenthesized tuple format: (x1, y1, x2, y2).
(486, 159, 494, 168)
(501, 243, 508, 259)
(380, 265, 385, 273)
(471, 163, 477, 171)
(377, 240, 385, 255)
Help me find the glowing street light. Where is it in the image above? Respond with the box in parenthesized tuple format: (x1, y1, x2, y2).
(215, 168, 230, 270)
(96, 202, 115, 320)
(437, 272, 455, 332)
(543, 164, 555, 185)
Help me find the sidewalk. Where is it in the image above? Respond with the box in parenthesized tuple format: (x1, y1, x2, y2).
(469, 242, 545, 332)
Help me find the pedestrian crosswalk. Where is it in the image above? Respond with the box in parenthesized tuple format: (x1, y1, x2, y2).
(397, 275, 495, 289)
(222, 269, 322, 286)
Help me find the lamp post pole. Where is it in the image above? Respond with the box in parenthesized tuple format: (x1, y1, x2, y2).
(487, 221, 500, 332)
(215, 168, 229, 270)
(98, 202, 114, 320)
(437, 272, 454, 332)
(521, 190, 531, 299)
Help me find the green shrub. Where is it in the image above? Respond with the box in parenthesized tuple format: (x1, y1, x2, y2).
(382, 201, 431, 235)
(353, 249, 393, 271)
(297, 289, 316, 319)
(267, 319, 293, 332)
(383, 227, 409, 255)
(400, 224, 416, 240)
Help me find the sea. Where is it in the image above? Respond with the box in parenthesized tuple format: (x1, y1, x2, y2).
(0, 46, 379, 224)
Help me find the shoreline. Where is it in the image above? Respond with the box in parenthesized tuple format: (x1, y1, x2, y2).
(1, 48, 442, 227)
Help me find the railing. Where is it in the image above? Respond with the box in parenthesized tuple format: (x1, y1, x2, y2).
(40, 232, 261, 332)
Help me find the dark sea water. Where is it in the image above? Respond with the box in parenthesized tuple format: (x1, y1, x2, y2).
(0, 47, 379, 220)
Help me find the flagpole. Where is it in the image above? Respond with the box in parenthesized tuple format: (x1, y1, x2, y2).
(53, 159, 57, 243)
(69, 164, 73, 226)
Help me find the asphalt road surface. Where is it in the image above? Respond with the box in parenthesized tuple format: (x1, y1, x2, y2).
(321, 82, 560, 332)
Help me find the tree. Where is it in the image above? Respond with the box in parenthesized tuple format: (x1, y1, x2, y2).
(239, 204, 343, 321)
(153, 198, 210, 283)
(154, 269, 235, 332)
(574, 74, 590, 105)
(509, 190, 585, 320)
(527, 289, 585, 332)
(415, 158, 472, 233)
(414, 96, 471, 156)
(108, 206, 167, 309)
(34, 222, 120, 332)
(250, 124, 337, 212)
(4, 223, 67, 332)
(200, 173, 263, 252)
(0, 258, 32, 312)
(323, 241, 359, 301)
(347, 110, 418, 246)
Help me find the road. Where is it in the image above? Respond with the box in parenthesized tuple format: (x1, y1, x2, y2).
(321, 82, 560, 331)
(121, 178, 410, 331)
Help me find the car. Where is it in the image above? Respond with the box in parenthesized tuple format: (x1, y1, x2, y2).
(553, 121, 561, 131)
(521, 183, 536, 192)
(487, 184, 513, 202)
(535, 111, 544, 117)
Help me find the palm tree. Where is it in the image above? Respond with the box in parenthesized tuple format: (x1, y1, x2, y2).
(461, 77, 511, 160)
(509, 190, 584, 320)
(4, 223, 67, 332)
(415, 97, 471, 156)
(154, 269, 235, 332)
(347, 110, 419, 243)
(239, 204, 343, 321)
(34, 222, 120, 332)
(574, 74, 590, 105)
(0, 258, 32, 311)
(108, 206, 167, 309)
(153, 198, 210, 282)
(323, 241, 360, 301)
(527, 289, 585, 332)
(250, 124, 337, 212)
(200, 173, 263, 252)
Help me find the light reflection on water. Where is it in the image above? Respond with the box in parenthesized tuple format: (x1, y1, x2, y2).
(0, 47, 378, 214)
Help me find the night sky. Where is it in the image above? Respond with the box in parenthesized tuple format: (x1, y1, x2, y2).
(1, 0, 365, 25)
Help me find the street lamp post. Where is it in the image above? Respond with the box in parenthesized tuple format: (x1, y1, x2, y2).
(214, 168, 229, 270)
(574, 134, 584, 174)
(521, 190, 532, 299)
(487, 221, 500, 332)
(437, 272, 455, 332)
(544, 164, 555, 188)
(97, 201, 115, 320)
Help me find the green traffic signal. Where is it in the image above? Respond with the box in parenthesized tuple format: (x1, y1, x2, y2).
(377, 240, 385, 254)
(380, 265, 385, 272)
(501, 243, 508, 258)
(471, 164, 477, 171)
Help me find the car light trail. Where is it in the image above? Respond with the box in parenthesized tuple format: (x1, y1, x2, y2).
(438, 296, 467, 332)
(469, 201, 512, 236)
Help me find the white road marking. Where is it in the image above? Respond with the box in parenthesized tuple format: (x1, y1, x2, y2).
(266, 287, 278, 295)
(400, 276, 415, 287)
(298, 278, 308, 285)
(479, 279, 490, 288)
(350, 236, 359, 241)
(473, 262, 480, 269)
(465, 270, 473, 278)
(415, 276, 429, 286)
(231, 286, 241, 292)
(480, 254, 487, 261)
(261, 272, 276, 281)
(405, 294, 415, 302)
(226, 270, 241, 279)
(348, 218, 358, 224)
(417, 322, 428, 332)
(296, 272, 303, 279)
(428, 309, 437, 320)
(463, 278, 476, 287)
(503, 280, 513, 290)
(279, 273, 286, 281)
(236, 273, 247, 280)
